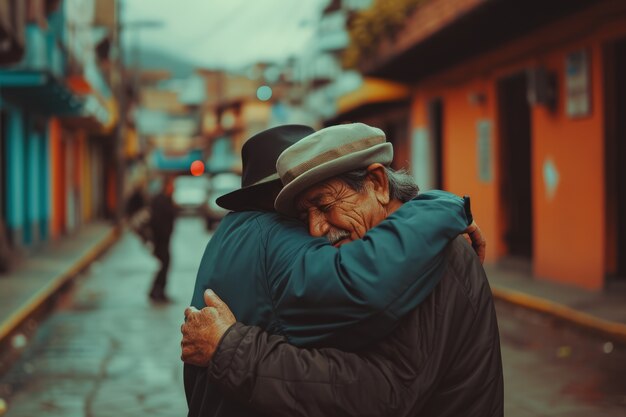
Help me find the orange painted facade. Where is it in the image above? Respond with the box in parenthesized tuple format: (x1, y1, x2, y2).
(405, 1, 626, 290)
(411, 79, 501, 264)
(529, 45, 605, 289)
(106, 162, 117, 217)
(48, 120, 108, 239)
(49, 118, 65, 239)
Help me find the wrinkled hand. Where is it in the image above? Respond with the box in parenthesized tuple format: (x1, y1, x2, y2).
(181, 290, 236, 367)
(463, 221, 486, 264)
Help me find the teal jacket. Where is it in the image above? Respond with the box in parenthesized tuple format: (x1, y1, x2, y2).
(189, 190, 469, 350)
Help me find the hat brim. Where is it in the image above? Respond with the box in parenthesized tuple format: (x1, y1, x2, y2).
(216, 179, 282, 212)
(274, 142, 393, 217)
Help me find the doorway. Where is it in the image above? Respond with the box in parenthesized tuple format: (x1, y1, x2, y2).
(22, 115, 32, 246)
(427, 99, 444, 189)
(606, 38, 626, 279)
(497, 72, 533, 259)
(0, 110, 11, 270)
(0, 110, 7, 229)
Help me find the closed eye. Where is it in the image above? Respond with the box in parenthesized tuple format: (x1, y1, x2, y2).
(318, 204, 332, 213)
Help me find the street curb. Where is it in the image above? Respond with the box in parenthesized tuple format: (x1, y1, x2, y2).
(492, 286, 626, 344)
(0, 227, 121, 344)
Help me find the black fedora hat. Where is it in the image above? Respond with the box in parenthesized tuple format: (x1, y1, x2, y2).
(216, 124, 315, 211)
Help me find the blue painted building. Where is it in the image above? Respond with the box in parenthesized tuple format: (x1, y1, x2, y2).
(0, 5, 74, 249)
(0, 0, 118, 254)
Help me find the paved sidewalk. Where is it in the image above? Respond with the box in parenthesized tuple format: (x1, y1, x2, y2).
(0, 219, 204, 417)
(487, 264, 626, 344)
(0, 222, 119, 346)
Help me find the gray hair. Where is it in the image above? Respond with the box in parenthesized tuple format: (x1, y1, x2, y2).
(336, 166, 419, 202)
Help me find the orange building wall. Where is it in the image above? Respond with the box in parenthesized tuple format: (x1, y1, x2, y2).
(410, 81, 502, 262)
(442, 81, 502, 262)
(407, 2, 626, 290)
(530, 44, 606, 290)
(106, 162, 117, 217)
(48, 119, 64, 239)
(84, 141, 93, 221)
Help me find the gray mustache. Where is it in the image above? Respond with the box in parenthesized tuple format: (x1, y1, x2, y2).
(327, 229, 351, 245)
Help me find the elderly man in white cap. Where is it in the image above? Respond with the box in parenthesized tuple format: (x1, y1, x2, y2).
(182, 123, 502, 417)
(275, 123, 441, 247)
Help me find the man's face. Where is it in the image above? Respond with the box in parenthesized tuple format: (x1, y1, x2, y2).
(295, 175, 388, 247)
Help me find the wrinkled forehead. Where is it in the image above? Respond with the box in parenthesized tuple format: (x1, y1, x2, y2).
(295, 178, 345, 210)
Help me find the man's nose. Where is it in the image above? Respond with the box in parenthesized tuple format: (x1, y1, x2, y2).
(308, 211, 329, 237)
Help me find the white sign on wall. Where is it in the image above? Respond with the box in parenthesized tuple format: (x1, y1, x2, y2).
(476, 120, 493, 182)
(411, 127, 435, 191)
(565, 49, 591, 118)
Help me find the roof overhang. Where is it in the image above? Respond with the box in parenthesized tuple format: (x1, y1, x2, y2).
(335, 77, 409, 117)
(0, 70, 83, 116)
(0, 70, 118, 132)
(325, 99, 410, 127)
(61, 95, 118, 134)
(361, 0, 597, 83)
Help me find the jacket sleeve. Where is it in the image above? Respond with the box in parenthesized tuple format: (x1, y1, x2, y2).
(264, 190, 469, 349)
(210, 323, 412, 417)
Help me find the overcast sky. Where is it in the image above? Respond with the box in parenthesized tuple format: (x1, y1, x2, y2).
(121, 0, 325, 70)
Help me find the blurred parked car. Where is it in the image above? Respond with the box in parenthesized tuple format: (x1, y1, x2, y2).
(205, 172, 241, 230)
(172, 175, 210, 215)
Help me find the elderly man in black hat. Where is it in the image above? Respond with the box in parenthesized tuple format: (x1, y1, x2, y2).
(183, 124, 485, 417)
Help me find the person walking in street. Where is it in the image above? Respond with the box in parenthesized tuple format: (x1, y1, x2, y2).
(126, 182, 154, 246)
(182, 124, 490, 417)
(126, 183, 147, 219)
(149, 176, 178, 303)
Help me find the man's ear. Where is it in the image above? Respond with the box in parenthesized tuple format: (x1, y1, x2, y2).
(366, 163, 390, 205)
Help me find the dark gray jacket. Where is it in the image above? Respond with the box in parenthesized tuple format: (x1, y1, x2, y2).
(208, 237, 503, 417)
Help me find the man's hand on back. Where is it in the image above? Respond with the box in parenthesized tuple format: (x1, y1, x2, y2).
(181, 290, 236, 366)
(464, 221, 486, 264)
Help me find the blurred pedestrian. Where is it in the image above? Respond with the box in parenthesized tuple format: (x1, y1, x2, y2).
(149, 176, 178, 303)
(126, 183, 146, 219)
(126, 183, 154, 247)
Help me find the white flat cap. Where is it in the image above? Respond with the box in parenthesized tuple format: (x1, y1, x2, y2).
(274, 122, 393, 216)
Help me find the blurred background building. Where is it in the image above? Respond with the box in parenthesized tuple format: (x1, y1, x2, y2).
(1, 0, 625, 293)
(337, 0, 626, 292)
(0, 0, 118, 263)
